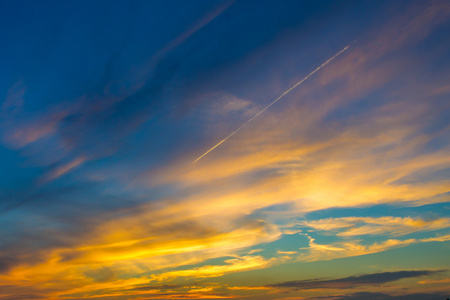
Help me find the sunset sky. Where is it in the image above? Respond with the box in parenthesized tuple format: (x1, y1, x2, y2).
(1, 1, 449, 299)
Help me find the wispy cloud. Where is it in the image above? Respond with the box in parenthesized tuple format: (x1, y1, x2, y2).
(267, 270, 441, 290)
(156, 1, 234, 58)
(139, 3, 450, 222)
(150, 255, 276, 282)
(298, 236, 412, 262)
(418, 277, 450, 284)
(314, 291, 448, 300)
(193, 46, 350, 163)
(298, 216, 450, 237)
(0, 2, 234, 185)
(418, 234, 450, 243)
(1, 80, 25, 115)
(297, 233, 450, 262)
(0, 207, 281, 297)
(40, 156, 86, 182)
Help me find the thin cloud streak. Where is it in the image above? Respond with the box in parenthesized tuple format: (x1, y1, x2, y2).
(297, 216, 450, 237)
(193, 45, 350, 163)
(295, 233, 450, 263)
(40, 156, 86, 182)
(267, 270, 440, 290)
(156, 1, 234, 58)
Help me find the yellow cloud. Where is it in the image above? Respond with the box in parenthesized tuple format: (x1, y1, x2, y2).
(298, 216, 450, 236)
(150, 255, 276, 282)
(0, 210, 281, 298)
(277, 250, 298, 255)
(419, 234, 450, 242)
(298, 236, 418, 262)
(228, 286, 272, 290)
(297, 232, 450, 263)
(419, 278, 450, 284)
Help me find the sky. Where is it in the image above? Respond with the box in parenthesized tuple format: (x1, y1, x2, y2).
(0, 0, 449, 299)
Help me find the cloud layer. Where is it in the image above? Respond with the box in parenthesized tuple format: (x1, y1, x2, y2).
(0, 1, 449, 299)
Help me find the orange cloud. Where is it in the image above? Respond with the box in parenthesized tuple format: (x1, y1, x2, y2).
(419, 278, 450, 284)
(150, 255, 276, 282)
(0, 210, 280, 298)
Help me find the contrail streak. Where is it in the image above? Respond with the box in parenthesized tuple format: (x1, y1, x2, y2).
(193, 45, 350, 163)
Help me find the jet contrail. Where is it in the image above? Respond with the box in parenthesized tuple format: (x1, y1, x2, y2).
(193, 45, 350, 163)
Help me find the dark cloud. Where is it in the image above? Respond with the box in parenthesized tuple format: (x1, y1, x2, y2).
(314, 291, 448, 300)
(0, 183, 84, 214)
(0, 183, 147, 273)
(268, 270, 441, 290)
(0, 255, 19, 273)
(0, 285, 45, 300)
(0, 293, 44, 300)
(62, 289, 229, 300)
(131, 284, 181, 291)
(84, 266, 116, 283)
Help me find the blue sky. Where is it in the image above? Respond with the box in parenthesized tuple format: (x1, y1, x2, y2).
(0, 1, 449, 299)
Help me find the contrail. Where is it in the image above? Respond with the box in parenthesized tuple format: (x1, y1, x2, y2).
(193, 45, 350, 163)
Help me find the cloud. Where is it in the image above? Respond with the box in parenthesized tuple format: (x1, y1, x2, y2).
(298, 216, 450, 237)
(419, 234, 450, 242)
(0, 293, 44, 300)
(155, 0, 234, 58)
(139, 34, 450, 224)
(1, 80, 25, 115)
(84, 267, 116, 283)
(0, 255, 19, 273)
(277, 250, 298, 255)
(58, 281, 232, 299)
(296, 231, 450, 263)
(137, 0, 450, 197)
(0, 205, 281, 298)
(227, 286, 272, 290)
(248, 249, 263, 254)
(268, 270, 441, 290)
(62, 291, 234, 300)
(418, 278, 450, 284)
(0, 182, 92, 214)
(192, 45, 350, 163)
(297, 236, 417, 262)
(319, 291, 448, 300)
(0, 1, 233, 184)
(130, 284, 181, 291)
(150, 255, 276, 282)
(40, 156, 86, 182)
(203, 92, 255, 117)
